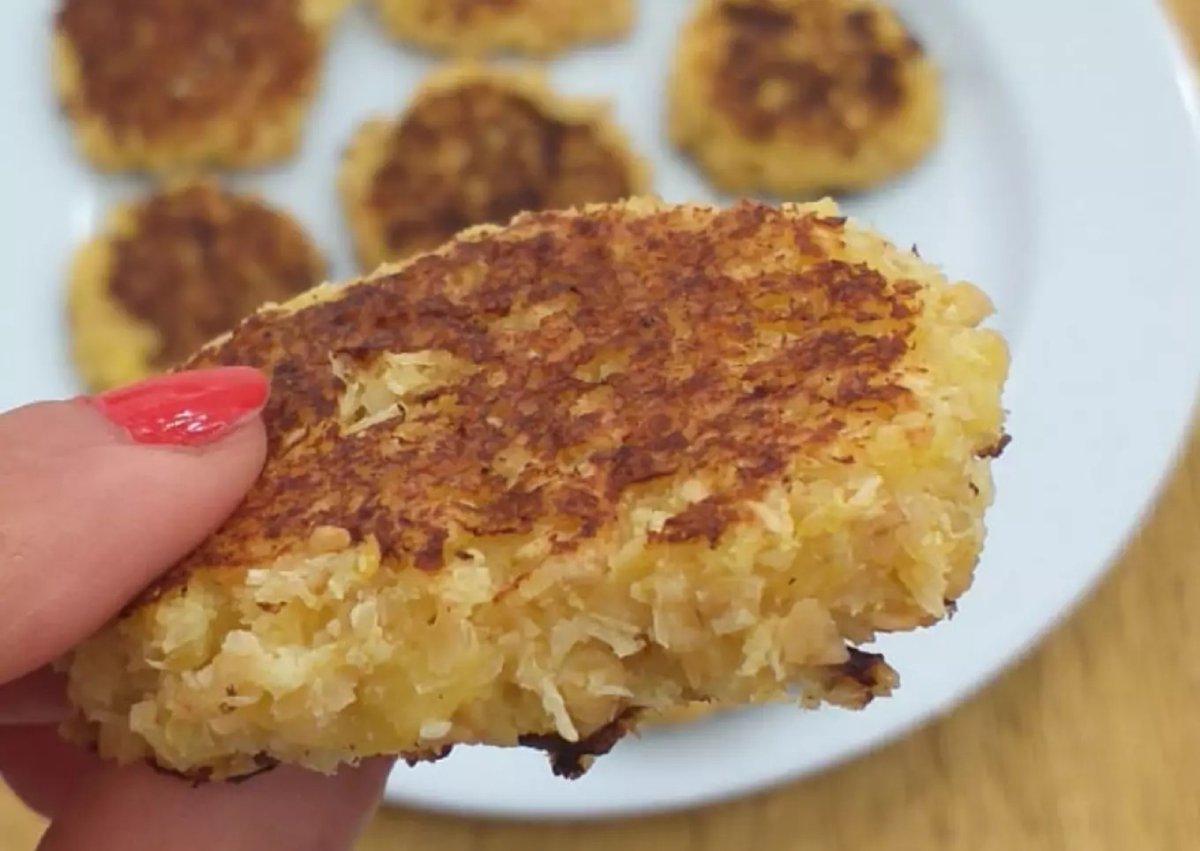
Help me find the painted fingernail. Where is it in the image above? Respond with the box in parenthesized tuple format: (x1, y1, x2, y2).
(90, 367, 269, 447)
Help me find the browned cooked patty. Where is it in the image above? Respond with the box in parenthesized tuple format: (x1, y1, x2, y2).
(53, 0, 348, 171)
(63, 199, 1008, 781)
(340, 65, 648, 270)
(669, 0, 942, 194)
(67, 181, 326, 391)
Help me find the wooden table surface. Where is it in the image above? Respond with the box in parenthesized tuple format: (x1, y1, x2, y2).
(4, 3, 1199, 849)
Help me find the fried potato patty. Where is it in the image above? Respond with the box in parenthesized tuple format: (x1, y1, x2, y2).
(668, 0, 942, 194)
(369, 0, 634, 57)
(67, 181, 325, 392)
(53, 0, 349, 172)
(340, 65, 648, 271)
(63, 198, 1008, 781)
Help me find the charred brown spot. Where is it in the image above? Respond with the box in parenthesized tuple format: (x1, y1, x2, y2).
(142, 202, 921, 599)
(414, 528, 449, 570)
(56, 0, 318, 137)
(721, 2, 794, 31)
(844, 8, 876, 38)
(977, 433, 1011, 459)
(519, 709, 640, 779)
(712, 0, 921, 151)
(605, 443, 682, 496)
(106, 184, 325, 369)
(368, 82, 636, 262)
(402, 745, 453, 767)
(651, 498, 739, 548)
(839, 647, 895, 692)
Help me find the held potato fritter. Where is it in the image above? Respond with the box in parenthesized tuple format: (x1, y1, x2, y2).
(62, 199, 1009, 781)
(340, 65, 649, 271)
(52, 0, 350, 172)
(67, 181, 326, 392)
(668, 0, 942, 195)
(369, 0, 634, 57)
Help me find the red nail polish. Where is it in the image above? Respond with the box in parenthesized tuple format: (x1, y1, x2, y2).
(90, 367, 269, 447)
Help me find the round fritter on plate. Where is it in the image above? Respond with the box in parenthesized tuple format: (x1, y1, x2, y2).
(369, 0, 634, 57)
(62, 198, 1008, 782)
(668, 0, 942, 195)
(340, 65, 649, 271)
(52, 0, 350, 172)
(67, 181, 326, 392)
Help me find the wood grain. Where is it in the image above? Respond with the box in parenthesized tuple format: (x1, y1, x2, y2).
(4, 3, 1198, 848)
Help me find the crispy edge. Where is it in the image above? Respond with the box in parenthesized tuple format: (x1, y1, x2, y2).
(369, 0, 635, 57)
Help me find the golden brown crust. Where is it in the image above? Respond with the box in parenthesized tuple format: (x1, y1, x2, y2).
(668, 0, 942, 194)
(53, 0, 347, 171)
(67, 181, 325, 390)
(65, 198, 1007, 781)
(150, 199, 960, 600)
(517, 708, 640, 778)
(340, 66, 649, 270)
(369, 0, 634, 56)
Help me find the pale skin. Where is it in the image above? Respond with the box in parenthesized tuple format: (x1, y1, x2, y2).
(0, 380, 394, 850)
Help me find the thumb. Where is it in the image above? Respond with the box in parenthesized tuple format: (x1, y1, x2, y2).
(0, 367, 268, 683)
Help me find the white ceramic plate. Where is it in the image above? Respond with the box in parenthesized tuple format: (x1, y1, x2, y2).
(2, 0, 1198, 822)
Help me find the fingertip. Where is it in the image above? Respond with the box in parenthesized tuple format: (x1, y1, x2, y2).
(87, 367, 270, 449)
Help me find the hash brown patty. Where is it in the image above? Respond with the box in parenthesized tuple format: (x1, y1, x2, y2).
(53, 0, 349, 172)
(668, 0, 942, 194)
(67, 181, 325, 392)
(63, 198, 1008, 780)
(340, 65, 648, 271)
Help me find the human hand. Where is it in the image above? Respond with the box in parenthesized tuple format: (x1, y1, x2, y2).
(0, 367, 393, 851)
